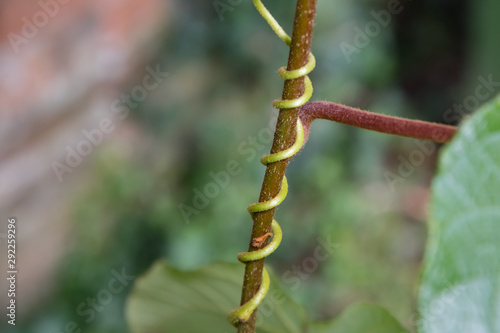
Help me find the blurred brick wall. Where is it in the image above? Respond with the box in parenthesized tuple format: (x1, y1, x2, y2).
(0, 0, 170, 315)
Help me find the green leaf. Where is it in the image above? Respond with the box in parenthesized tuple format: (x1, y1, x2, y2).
(310, 303, 408, 333)
(419, 95, 500, 332)
(126, 261, 308, 333)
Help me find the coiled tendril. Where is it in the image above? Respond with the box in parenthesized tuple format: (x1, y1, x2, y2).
(228, 0, 315, 327)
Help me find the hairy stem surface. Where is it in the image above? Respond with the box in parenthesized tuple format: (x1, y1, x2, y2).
(300, 101, 457, 143)
(237, 0, 317, 332)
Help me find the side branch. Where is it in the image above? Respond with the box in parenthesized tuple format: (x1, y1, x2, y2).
(299, 101, 457, 144)
(237, 1, 317, 332)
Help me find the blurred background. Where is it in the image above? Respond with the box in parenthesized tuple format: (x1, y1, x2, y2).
(1, 0, 499, 332)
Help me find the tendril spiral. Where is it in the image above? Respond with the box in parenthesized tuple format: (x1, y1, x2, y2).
(228, 0, 315, 327)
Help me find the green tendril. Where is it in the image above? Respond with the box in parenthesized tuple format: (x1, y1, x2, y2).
(260, 120, 304, 165)
(229, 0, 315, 328)
(252, 0, 292, 46)
(278, 53, 316, 79)
(238, 220, 283, 263)
(228, 268, 270, 327)
(273, 76, 313, 109)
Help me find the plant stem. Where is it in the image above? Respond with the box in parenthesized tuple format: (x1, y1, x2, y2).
(299, 101, 457, 143)
(237, 1, 317, 332)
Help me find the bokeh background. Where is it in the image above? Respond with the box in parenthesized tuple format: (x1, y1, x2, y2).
(1, 0, 499, 332)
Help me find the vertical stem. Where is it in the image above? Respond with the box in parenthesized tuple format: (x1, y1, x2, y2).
(237, 1, 317, 332)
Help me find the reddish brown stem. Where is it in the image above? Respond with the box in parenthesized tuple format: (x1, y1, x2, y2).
(237, 1, 317, 332)
(299, 101, 457, 144)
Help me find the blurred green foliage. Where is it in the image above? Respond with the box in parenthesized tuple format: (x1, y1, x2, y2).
(7, 0, 500, 332)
